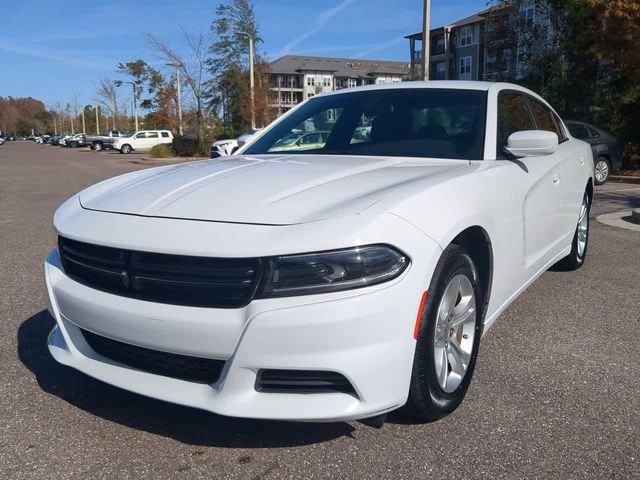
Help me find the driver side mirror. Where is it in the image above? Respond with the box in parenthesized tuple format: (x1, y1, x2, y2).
(503, 130, 558, 158)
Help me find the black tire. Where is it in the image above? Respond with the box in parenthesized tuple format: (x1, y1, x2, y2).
(554, 191, 591, 271)
(69, 141, 78, 148)
(402, 244, 484, 421)
(594, 157, 611, 185)
(93, 142, 103, 151)
(120, 144, 132, 154)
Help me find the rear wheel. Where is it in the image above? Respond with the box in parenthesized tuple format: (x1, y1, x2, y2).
(594, 157, 610, 185)
(93, 141, 103, 151)
(554, 191, 590, 271)
(120, 144, 132, 154)
(69, 141, 78, 148)
(402, 245, 483, 421)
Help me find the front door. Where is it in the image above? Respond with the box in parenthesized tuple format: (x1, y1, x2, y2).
(497, 92, 562, 274)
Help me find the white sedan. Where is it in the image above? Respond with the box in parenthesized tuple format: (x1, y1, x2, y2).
(45, 81, 593, 423)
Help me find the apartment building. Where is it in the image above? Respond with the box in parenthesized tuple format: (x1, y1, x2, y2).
(406, 1, 552, 82)
(268, 55, 410, 116)
(406, 9, 489, 81)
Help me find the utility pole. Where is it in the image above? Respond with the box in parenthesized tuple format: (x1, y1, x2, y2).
(122, 81, 139, 132)
(236, 31, 256, 130)
(95, 104, 100, 134)
(167, 63, 183, 136)
(249, 35, 255, 129)
(81, 107, 86, 133)
(421, 0, 431, 81)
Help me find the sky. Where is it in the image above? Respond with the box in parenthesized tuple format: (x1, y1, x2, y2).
(0, 0, 487, 108)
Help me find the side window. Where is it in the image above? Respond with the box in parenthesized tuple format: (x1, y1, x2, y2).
(497, 93, 535, 153)
(147, 132, 159, 138)
(586, 126, 601, 138)
(567, 123, 589, 139)
(526, 97, 564, 141)
(161, 132, 170, 138)
(135, 132, 146, 139)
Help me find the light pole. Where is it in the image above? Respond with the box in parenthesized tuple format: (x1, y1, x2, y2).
(95, 104, 100, 134)
(236, 31, 256, 130)
(125, 81, 139, 132)
(167, 63, 183, 136)
(421, 0, 431, 81)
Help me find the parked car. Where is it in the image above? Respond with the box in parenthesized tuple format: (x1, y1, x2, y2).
(236, 129, 262, 149)
(65, 134, 89, 148)
(269, 130, 330, 152)
(85, 130, 130, 151)
(112, 130, 173, 154)
(58, 135, 73, 147)
(210, 139, 238, 158)
(0, 137, 4, 145)
(566, 121, 622, 185)
(45, 82, 593, 424)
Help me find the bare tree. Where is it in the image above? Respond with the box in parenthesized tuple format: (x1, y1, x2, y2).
(147, 28, 210, 151)
(96, 79, 118, 130)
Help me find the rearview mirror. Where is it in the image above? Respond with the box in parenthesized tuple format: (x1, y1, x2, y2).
(503, 130, 558, 158)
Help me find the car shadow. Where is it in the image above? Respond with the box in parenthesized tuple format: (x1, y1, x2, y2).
(17, 310, 356, 448)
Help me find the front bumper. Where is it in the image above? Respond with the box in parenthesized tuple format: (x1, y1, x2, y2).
(45, 210, 441, 422)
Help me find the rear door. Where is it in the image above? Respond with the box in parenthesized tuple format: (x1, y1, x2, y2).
(145, 131, 160, 150)
(497, 92, 562, 273)
(525, 95, 581, 246)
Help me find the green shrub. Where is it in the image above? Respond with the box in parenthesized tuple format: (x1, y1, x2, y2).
(150, 144, 173, 158)
(172, 136, 200, 157)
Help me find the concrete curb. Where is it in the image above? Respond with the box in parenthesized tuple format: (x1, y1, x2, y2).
(596, 210, 640, 232)
(609, 175, 640, 184)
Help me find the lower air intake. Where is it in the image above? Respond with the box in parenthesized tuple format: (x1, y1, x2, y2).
(255, 369, 357, 397)
(81, 329, 225, 384)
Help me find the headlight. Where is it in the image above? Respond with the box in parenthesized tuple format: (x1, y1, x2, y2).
(258, 245, 409, 298)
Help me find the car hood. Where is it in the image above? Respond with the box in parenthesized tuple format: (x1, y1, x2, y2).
(79, 154, 467, 225)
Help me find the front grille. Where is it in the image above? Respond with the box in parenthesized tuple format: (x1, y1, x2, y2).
(81, 329, 225, 384)
(255, 369, 358, 396)
(58, 237, 262, 308)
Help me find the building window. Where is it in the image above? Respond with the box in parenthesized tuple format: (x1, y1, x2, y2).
(520, 6, 535, 26)
(307, 76, 315, 87)
(486, 52, 497, 74)
(517, 43, 530, 62)
(434, 35, 445, 55)
(323, 77, 332, 87)
(459, 57, 472, 76)
(348, 78, 357, 88)
(435, 62, 447, 80)
(460, 26, 473, 46)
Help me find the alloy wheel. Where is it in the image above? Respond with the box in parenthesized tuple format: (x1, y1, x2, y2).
(577, 194, 589, 258)
(595, 160, 609, 184)
(433, 274, 477, 393)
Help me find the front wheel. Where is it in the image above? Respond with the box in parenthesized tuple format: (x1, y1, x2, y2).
(594, 157, 610, 185)
(402, 244, 483, 421)
(120, 144, 132, 154)
(554, 192, 590, 271)
(93, 142, 103, 151)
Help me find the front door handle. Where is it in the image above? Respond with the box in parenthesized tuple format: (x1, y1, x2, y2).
(553, 172, 560, 186)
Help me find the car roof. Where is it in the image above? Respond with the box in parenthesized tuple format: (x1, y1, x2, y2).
(317, 80, 544, 101)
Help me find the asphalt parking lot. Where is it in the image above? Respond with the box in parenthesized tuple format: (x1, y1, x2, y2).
(1, 142, 638, 479)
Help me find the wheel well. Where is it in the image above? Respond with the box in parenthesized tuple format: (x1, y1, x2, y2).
(451, 226, 493, 319)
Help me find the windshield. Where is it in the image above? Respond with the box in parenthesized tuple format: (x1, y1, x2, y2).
(246, 88, 488, 160)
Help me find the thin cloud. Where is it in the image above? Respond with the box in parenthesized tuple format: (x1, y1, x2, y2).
(351, 38, 407, 59)
(277, 0, 356, 56)
(0, 44, 113, 71)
